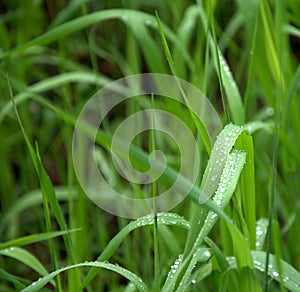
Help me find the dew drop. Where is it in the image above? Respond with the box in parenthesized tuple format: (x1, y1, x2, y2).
(272, 271, 279, 277)
(145, 19, 152, 26)
(120, 15, 129, 23)
(256, 230, 263, 236)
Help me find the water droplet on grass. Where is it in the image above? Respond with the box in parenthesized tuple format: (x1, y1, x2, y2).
(145, 19, 152, 26)
(272, 271, 279, 277)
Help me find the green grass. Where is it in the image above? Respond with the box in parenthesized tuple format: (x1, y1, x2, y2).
(1, 0, 300, 291)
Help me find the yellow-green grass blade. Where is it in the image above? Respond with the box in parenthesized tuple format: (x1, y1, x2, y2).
(235, 131, 256, 249)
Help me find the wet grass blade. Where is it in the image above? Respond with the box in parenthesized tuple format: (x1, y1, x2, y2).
(80, 213, 190, 289)
(184, 124, 243, 258)
(163, 149, 247, 291)
(21, 261, 148, 292)
(252, 251, 300, 292)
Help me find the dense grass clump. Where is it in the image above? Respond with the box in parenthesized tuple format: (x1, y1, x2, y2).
(1, 1, 300, 291)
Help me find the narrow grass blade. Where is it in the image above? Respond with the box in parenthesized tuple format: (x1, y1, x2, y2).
(283, 24, 300, 38)
(0, 230, 80, 250)
(0, 9, 193, 70)
(0, 269, 26, 290)
(235, 131, 256, 249)
(205, 237, 229, 272)
(21, 261, 148, 292)
(5, 93, 231, 225)
(0, 247, 54, 286)
(0, 187, 77, 233)
(204, 237, 235, 292)
(81, 213, 190, 289)
(177, 243, 225, 291)
(155, 11, 212, 154)
(0, 72, 110, 124)
(196, 3, 245, 124)
(11, 97, 78, 263)
(259, 0, 283, 88)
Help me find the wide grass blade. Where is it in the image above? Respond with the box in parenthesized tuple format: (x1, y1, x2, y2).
(0, 247, 55, 286)
(252, 251, 300, 292)
(163, 148, 247, 291)
(184, 123, 243, 258)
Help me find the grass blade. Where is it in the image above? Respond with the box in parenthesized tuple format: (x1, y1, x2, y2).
(0, 230, 80, 250)
(163, 149, 246, 291)
(21, 261, 148, 292)
(81, 213, 190, 288)
(252, 251, 300, 292)
(0, 247, 55, 286)
(196, 3, 245, 124)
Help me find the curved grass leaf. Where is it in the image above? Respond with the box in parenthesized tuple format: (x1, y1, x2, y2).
(81, 213, 190, 288)
(0, 268, 26, 290)
(0, 247, 55, 286)
(21, 261, 148, 292)
(5, 87, 234, 226)
(176, 247, 211, 292)
(0, 9, 193, 70)
(0, 72, 111, 124)
(0, 187, 77, 233)
(0, 229, 80, 250)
